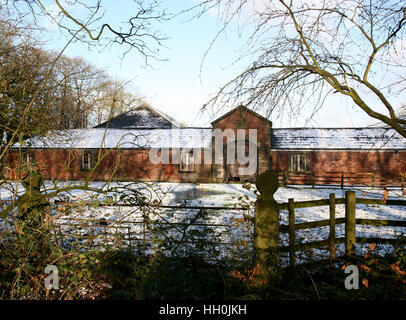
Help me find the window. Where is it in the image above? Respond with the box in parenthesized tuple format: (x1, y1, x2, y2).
(81, 152, 92, 171)
(22, 152, 34, 163)
(289, 153, 309, 172)
(180, 151, 194, 172)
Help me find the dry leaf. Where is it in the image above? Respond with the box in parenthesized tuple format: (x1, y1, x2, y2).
(362, 278, 369, 288)
(368, 243, 376, 251)
(390, 262, 406, 276)
(362, 192, 366, 197)
(382, 187, 389, 204)
(15, 225, 24, 235)
(364, 252, 370, 259)
(360, 264, 372, 272)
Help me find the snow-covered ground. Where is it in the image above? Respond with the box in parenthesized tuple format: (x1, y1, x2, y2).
(1, 181, 405, 264)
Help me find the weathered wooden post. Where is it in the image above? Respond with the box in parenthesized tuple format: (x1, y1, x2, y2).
(18, 169, 48, 227)
(90, 227, 94, 248)
(345, 191, 356, 256)
(254, 171, 280, 282)
(288, 198, 295, 267)
(16, 169, 51, 257)
(283, 171, 287, 187)
(127, 227, 132, 250)
(341, 172, 344, 189)
(329, 193, 336, 262)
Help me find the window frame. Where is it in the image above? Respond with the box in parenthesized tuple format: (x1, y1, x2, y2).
(179, 150, 195, 172)
(80, 152, 92, 171)
(289, 153, 309, 172)
(22, 152, 34, 164)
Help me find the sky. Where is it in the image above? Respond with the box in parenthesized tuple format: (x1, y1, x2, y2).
(35, 0, 404, 128)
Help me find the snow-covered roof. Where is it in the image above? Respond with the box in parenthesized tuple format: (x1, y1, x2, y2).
(94, 105, 182, 129)
(272, 128, 406, 150)
(18, 128, 212, 149)
(15, 121, 406, 151)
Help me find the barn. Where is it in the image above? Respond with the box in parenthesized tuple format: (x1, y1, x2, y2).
(8, 104, 406, 186)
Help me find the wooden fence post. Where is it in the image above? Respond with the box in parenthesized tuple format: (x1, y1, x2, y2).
(90, 226, 94, 248)
(329, 193, 336, 262)
(127, 227, 132, 250)
(254, 171, 280, 281)
(288, 198, 295, 267)
(401, 173, 404, 192)
(345, 191, 356, 255)
(116, 227, 120, 249)
(341, 172, 344, 189)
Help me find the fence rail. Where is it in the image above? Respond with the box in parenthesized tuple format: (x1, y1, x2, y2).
(274, 170, 405, 189)
(275, 191, 406, 267)
(2, 179, 406, 267)
(44, 203, 254, 262)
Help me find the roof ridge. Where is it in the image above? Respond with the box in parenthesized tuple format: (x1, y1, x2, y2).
(124, 104, 184, 127)
(211, 105, 272, 125)
(145, 105, 182, 128)
(93, 104, 183, 129)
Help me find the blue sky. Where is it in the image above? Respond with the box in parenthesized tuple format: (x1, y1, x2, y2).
(37, 0, 397, 128)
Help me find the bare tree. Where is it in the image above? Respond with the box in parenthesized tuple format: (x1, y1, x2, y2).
(0, 25, 146, 139)
(6, 0, 168, 64)
(0, 16, 148, 197)
(49, 54, 107, 129)
(0, 3, 164, 271)
(88, 79, 146, 127)
(191, 0, 406, 137)
(0, 0, 168, 159)
(0, 34, 53, 144)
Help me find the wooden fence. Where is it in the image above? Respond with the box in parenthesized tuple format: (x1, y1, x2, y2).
(43, 203, 253, 263)
(2, 182, 406, 267)
(274, 170, 405, 189)
(265, 191, 406, 267)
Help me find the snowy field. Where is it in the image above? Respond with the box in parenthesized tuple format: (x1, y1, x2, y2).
(1, 181, 405, 264)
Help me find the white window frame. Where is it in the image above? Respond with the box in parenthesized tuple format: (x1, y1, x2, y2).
(22, 153, 33, 163)
(289, 153, 308, 172)
(81, 152, 92, 171)
(179, 151, 195, 172)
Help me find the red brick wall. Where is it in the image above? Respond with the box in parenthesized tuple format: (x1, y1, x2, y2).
(271, 150, 406, 185)
(8, 148, 405, 184)
(212, 107, 271, 150)
(212, 107, 272, 181)
(8, 149, 212, 183)
(6, 108, 274, 183)
(8, 105, 403, 185)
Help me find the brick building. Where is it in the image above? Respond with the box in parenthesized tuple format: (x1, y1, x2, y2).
(9, 104, 406, 186)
